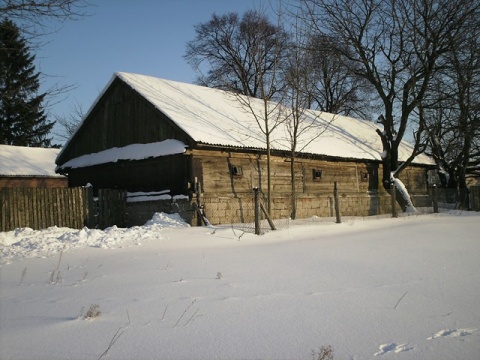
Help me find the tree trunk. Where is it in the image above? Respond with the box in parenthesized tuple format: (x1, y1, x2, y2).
(377, 129, 416, 212)
(266, 139, 272, 215)
(390, 175, 418, 213)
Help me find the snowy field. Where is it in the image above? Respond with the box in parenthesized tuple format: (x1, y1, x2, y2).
(1, 211, 479, 360)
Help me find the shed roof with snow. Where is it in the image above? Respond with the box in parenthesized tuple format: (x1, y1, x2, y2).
(0, 144, 63, 178)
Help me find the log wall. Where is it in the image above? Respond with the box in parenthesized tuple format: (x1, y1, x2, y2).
(192, 149, 428, 197)
(191, 149, 430, 224)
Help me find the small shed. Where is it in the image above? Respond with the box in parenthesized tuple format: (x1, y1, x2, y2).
(55, 72, 435, 224)
(0, 145, 67, 188)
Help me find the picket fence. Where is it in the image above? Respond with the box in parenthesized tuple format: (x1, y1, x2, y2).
(0, 187, 126, 232)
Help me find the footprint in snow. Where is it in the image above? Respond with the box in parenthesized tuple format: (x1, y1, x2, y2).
(427, 328, 477, 340)
(374, 343, 413, 356)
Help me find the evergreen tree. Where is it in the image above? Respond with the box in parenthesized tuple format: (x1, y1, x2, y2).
(0, 18, 53, 147)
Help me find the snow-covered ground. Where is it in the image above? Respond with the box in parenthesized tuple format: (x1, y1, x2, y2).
(1, 211, 479, 359)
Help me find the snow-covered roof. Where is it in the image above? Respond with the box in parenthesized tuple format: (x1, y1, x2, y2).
(60, 72, 434, 166)
(0, 145, 64, 177)
(116, 72, 433, 164)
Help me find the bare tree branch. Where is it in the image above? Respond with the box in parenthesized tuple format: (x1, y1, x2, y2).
(301, 0, 480, 211)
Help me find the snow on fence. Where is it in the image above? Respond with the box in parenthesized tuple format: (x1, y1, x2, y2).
(0, 187, 126, 231)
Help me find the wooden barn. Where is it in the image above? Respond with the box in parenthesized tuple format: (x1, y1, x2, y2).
(55, 72, 435, 225)
(0, 144, 67, 188)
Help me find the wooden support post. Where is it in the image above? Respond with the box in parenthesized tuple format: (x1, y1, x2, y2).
(334, 181, 341, 224)
(253, 187, 260, 235)
(193, 203, 206, 226)
(391, 180, 398, 218)
(260, 202, 276, 230)
(432, 184, 439, 213)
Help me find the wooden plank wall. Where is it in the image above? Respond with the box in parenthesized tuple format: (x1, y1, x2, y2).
(58, 79, 192, 164)
(71, 155, 188, 194)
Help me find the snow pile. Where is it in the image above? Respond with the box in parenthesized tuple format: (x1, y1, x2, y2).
(1, 211, 479, 360)
(0, 213, 189, 264)
(144, 212, 190, 227)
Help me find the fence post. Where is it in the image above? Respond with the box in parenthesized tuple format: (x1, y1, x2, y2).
(195, 179, 203, 226)
(84, 186, 95, 228)
(0, 188, 7, 231)
(253, 187, 260, 235)
(476, 187, 480, 211)
(334, 181, 341, 223)
(432, 184, 439, 213)
(470, 186, 480, 211)
(391, 180, 398, 218)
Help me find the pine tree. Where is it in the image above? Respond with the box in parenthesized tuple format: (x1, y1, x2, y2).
(0, 18, 54, 147)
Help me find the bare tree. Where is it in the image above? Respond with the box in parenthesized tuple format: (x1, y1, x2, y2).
(279, 17, 336, 219)
(302, 34, 373, 118)
(424, 21, 480, 196)
(232, 39, 286, 214)
(282, 81, 333, 219)
(184, 10, 290, 100)
(301, 0, 480, 211)
(0, 0, 89, 37)
(53, 100, 84, 142)
(185, 9, 291, 213)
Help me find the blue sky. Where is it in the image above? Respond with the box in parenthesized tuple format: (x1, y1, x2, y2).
(35, 0, 271, 141)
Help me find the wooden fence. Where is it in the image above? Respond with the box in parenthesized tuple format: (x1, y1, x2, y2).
(0, 187, 126, 232)
(2, 185, 478, 233)
(470, 186, 480, 211)
(97, 189, 127, 229)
